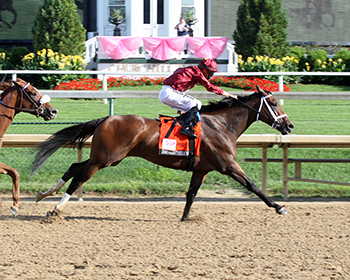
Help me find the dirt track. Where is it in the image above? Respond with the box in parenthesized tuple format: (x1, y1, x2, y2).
(0, 194, 350, 279)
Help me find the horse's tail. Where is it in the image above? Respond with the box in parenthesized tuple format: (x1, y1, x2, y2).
(31, 116, 109, 176)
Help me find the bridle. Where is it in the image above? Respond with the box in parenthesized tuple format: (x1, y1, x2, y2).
(256, 94, 288, 128)
(0, 82, 51, 117)
(235, 93, 288, 129)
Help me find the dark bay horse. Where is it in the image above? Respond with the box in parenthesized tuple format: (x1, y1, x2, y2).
(33, 86, 294, 220)
(0, 78, 57, 216)
(0, 0, 16, 28)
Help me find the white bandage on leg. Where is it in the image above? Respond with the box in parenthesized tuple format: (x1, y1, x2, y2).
(44, 179, 66, 196)
(54, 193, 71, 211)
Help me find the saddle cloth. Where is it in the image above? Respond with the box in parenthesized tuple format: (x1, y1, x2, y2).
(158, 114, 201, 156)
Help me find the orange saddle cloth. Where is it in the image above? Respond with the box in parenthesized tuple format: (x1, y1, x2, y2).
(158, 115, 201, 156)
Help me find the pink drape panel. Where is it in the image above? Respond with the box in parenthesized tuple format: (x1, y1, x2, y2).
(187, 37, 228, 59)
(99, 37, 142, 59)
(98, 37, 228, 60)
(142, 37, 187, 60)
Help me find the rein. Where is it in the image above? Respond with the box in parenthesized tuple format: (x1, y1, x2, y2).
(0, 83, 49, 117)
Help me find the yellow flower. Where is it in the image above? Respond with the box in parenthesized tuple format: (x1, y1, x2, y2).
(40, 61, 45, 66)
(321, 64, 326, 68)
(58, 62, 65, 69)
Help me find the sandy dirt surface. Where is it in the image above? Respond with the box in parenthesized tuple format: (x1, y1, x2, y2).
(0, 193, 350, 280)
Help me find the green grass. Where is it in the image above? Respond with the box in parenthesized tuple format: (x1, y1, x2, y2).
(1, 84, 350, 198)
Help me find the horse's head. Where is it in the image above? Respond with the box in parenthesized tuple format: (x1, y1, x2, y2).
(255, 86, 294, 135)
(12, 78, 57, 121)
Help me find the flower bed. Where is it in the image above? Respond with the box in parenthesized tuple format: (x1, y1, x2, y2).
(55, 76, 290, 92)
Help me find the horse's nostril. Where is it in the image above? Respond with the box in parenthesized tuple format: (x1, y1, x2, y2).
(289, 124, 294, 129)
(51, 109, 58, 115)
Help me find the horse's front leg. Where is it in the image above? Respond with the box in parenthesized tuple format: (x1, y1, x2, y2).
(181, 172, 208, 221)
(0, 162, 20, 216)
(225, 161, 287, 215)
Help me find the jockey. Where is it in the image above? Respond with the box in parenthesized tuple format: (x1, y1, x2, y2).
(159, 57, 237, 138)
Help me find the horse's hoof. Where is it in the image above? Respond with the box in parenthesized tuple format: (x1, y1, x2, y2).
(277, 207, 288, 215)
(46, 210, 58, 217)
(36, 191, 44, 202)
(10, 206, 18, 217)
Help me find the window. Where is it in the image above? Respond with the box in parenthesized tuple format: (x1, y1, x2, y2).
(143, 0, 164, 24)
(109, 0, 125, 22)
(157, 0, 164, 24)
(144, 0, 150, 24)
(181, 0, 195, 17)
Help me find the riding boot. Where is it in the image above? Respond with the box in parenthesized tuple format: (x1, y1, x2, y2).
(180, 107, 199, 138)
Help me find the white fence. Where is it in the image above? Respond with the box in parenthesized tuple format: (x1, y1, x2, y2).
(1, 70, 350, 114)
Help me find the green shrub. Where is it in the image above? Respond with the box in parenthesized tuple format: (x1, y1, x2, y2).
(21, 49, 87, 89)
(32, 0, 86, 55)
(334, 49, 350, 67)
(9, 46, 30, 68)
(290, 46, 307, 71)
(238, 54, 301, 84)
(0, 52, 10, 70)
(233, 0, 291, 59)
(307, 49, 328, 71)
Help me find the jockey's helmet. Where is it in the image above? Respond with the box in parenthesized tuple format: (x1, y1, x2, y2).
(198, 58, 219, 72)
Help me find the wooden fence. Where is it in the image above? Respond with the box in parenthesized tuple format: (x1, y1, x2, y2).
(2, 134, 350, 200)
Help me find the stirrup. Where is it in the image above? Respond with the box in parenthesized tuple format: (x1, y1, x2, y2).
(180, 127, 197, 138)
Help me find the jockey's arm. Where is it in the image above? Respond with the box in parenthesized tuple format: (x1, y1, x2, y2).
(222, 91, 238, 99)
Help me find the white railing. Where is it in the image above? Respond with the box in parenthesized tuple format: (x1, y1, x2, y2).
(1, 70, 350, 115)
(2, 69, 350, 91)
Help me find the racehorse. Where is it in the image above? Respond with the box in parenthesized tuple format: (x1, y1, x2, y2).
(0, 78, 57, 216)
(0, 0, 16, 28)
(33, 86, 294, 220)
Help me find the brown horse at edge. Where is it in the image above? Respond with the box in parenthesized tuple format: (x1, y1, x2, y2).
(0, 78, 57, 216)
(33, 86, 294, 220)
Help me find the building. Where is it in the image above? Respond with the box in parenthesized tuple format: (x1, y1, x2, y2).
(1, 1, 349, 50)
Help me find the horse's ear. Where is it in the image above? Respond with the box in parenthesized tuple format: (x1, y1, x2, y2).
(11, 80, 20, 87)
(256, 85, 261, 92)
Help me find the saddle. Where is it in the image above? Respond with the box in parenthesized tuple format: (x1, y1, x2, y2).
(158, 112, 201, 171)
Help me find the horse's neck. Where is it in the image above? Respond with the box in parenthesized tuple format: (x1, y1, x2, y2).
(216, 101, 259, 139)
(0, 92, 17, 138)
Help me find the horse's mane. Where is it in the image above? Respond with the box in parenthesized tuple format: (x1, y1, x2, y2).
(0, 82, 12, 92)
(200, 91, 262, 113)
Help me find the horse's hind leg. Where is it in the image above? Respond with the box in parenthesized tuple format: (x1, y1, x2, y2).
(181, 172, 208, 221)
(47, 161, 105, 216)
(0, 162, 20, 216)
(10, 8, 17, 25)
(36, 160, 89, 202)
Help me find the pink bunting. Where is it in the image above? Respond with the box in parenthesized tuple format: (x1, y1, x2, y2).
(97, 36, 229, 61)
(99, 37, 142, 60)
(142, 37, 187, 60)
(187, 37, 228, 59)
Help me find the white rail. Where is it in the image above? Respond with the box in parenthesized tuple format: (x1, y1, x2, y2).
(1, 70, 350, 115)
(1, 70, 350, 93)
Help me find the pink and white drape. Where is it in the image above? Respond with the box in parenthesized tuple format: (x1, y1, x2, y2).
(98, 36, 228, 61)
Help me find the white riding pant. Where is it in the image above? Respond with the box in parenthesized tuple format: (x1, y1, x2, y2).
(159, 85, 202, 112)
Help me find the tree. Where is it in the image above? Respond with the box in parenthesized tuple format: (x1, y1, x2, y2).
(233, 0, 290, 59)
(32, 0, 86, 55)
